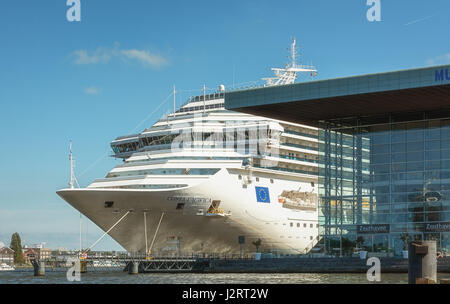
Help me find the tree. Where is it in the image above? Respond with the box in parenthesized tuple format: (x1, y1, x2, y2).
(252, 238, 262, 252)
(10, 232, 24, 264)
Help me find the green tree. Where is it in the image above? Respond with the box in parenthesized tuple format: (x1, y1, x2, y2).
(10, 232, 24, 264)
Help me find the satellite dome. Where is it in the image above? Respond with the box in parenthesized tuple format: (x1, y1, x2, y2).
(219, 84, 225, 92)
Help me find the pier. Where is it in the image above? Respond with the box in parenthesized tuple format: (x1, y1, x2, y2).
(29, 254, 450, 274)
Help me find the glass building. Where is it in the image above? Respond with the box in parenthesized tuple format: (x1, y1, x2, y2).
(226, 64, 450, 256)
(318, 114, 450, 256)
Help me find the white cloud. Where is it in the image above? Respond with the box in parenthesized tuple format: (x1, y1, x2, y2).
(71, 44, 168, 68)
(120, 49, 168, 67)
(73, 48, 112, 64)
(426, 54, 450, 66)
(84, 86, 102, 95)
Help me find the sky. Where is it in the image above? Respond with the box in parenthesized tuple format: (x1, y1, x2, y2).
(0, 0, 449, 250)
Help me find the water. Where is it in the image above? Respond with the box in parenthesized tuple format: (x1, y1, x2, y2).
(4, 269, 449, 284)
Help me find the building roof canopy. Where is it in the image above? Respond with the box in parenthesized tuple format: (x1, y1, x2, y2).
(225, 65, 450, 126)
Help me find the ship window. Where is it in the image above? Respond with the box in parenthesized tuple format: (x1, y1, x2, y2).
(242, 184, 247, 189)
(310, 224, 313, 228)
(316, 224, 319, 228)
(270, 179, 274, 183)
(104, 201, 114, 208)
(297, 223, 300, 228)
(290, 223, 293, 227)
(238, 175, 242, 180)
(303, 223, 307, 228)
(176, 203, 185, 210)
(311, 182, 315, 187)
(310, 236, 313, 240)
(256, 177, 259, 182)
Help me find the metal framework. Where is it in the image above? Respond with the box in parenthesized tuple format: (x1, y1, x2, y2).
(262, 38, 317, 86)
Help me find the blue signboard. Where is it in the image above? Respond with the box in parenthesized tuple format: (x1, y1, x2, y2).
(255, 186, 270, 203)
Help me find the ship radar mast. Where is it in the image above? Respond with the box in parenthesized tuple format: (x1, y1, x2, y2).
(69, 140, 80, 189)
(263, 38, 317, 86)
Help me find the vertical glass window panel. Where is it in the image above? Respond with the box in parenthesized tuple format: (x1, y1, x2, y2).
(372, 144, 390, 154)
(426, 202, 443, 212)
(391, 213, 408, 223)
(374, 194, 390, 204)
(426, 212, 441, 222)
(407, 130, 424, 142)
(407, 151, 424, 162)
(425, 140, 440, 151)
(425, 128, 441, 141)
(392, 143, 406, 153)
(408, 192, 424, 203)
(442, 160, 450, 169)
(370, 132, 390, 145)
(392, 203, 407, 213)
(408, 212, 424, 223)
(374, 185, 390, 193)
(391, 131, 406, 143)
(407, 183, 423, 192)
(393, 184, 407, 193)
(408, 203, 424, 213)
(407, 171, 423, 181)
(408, 223, 425, 232)
(442, 139, 450, 150)
(372, 164, 390, 174)
(407, 142, 423, 152)
(372, 153, 390, 164)
(426, 183, 441, 191)
(440, 212, 450, 221)
(374, 174, 390, 182)
(424, 170, 440, 180)
(425, 161, 441, 170)
(392, 163, 406, 172)
(442, 149, 450, 160)
(407, 162, 424, 172)
(442, 127, 450, 139)
(392, 153, 406, 163)
(426, 150, 441, 161)
(391, 193, 408, 204)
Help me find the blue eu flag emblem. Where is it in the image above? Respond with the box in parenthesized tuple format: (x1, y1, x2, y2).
(255, 187, 270, 203)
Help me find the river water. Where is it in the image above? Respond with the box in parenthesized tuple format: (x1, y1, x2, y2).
(3, 269, 449, 284)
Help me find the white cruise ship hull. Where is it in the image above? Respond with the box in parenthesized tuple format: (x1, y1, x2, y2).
(57, 169, 318, 254)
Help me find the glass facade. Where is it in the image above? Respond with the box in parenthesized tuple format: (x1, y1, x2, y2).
(318, 115, 450, 256)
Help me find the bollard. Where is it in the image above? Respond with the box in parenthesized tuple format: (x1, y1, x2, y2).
(33, 260, 45, 277)
(80, 260, 88, 273)
(408, 240, 437, 284)
(129, 261, 139, 274)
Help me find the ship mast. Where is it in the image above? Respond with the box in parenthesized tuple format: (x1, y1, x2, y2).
(69, 140, 79, 189)
(262, 38, 317, 86)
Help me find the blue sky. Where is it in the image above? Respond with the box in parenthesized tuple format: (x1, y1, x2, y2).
(0, 1, 449, 250)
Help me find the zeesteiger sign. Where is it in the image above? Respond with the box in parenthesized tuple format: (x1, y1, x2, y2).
(357, 224, 390, 234)
(425, 222, 450, 232)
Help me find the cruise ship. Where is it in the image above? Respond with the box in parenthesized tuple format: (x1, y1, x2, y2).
(57, 39, 320, 255)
